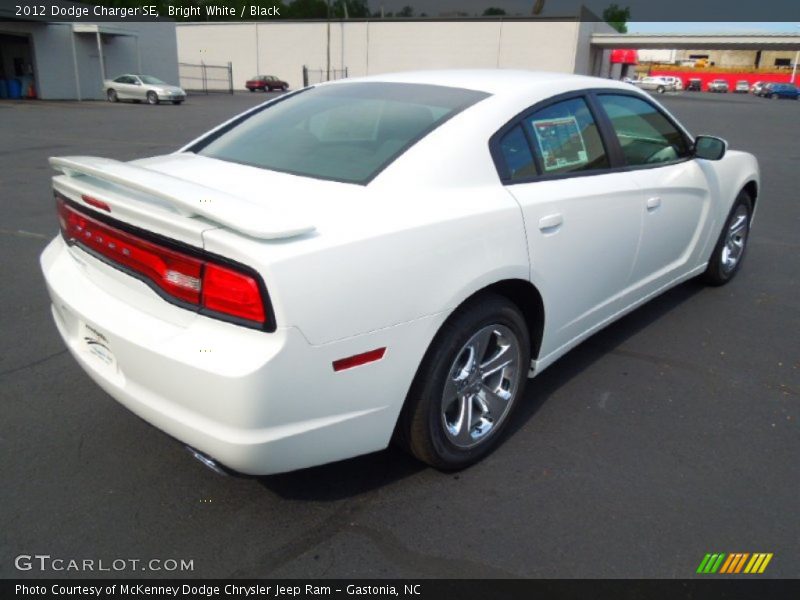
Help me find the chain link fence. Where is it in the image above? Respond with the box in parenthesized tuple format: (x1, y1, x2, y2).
(302, 66, 349, 87)
(179, 62, 233, 94)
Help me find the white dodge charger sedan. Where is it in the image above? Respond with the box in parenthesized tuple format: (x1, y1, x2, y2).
(41, 71, 759, 475)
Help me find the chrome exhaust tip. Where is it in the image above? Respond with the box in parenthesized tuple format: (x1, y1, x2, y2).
(185, 445, 229, 476)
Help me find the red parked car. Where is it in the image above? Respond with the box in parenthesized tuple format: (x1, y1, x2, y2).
(245, 75, 288, 92)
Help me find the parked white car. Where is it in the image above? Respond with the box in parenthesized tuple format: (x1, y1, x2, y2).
(634, 76, 677, 93)
(661, 76, 684, 91)
(104, 74, 186, 105)
(41, 71, 760, 475)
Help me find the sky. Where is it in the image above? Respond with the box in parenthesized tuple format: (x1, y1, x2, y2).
(628, 22, 800, 34)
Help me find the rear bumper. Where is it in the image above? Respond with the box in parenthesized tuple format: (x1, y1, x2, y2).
(40, 236, 441, 474)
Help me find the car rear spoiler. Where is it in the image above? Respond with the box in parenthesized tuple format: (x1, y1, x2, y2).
(49, 156, 316, 240)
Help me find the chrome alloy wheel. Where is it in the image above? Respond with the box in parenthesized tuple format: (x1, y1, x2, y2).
(721, 205, 749, 273)
(441, 324, 522, 449)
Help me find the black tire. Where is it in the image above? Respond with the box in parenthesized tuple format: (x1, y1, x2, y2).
(249, 88, 255, 92)
(172, 100, 183, 105)
(702, 190, 753, 286)
(771, 94, 779, 100)
(396, 293, 531, 470)
(146, 91, 159, 105)
(656, 86, 665, 94)
(281, 84, 288, 91)
(107, 89, 118, 102)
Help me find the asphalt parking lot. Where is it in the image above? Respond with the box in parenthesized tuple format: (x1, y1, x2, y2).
(1, 90, 798, 579)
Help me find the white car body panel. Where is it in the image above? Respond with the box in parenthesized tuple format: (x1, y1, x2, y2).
(41, 70, 760, 474)
(506, 172, 643, 354)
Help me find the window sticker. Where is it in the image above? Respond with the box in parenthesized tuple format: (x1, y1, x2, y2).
(530, 116, 589, 172)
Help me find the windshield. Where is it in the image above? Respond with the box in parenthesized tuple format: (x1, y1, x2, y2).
(195, 82, 488, 184)
(140, 76, 166, 85)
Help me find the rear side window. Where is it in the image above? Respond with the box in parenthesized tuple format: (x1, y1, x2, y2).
(196, 82, 488, 184)
(523, 97, 609, 175)
(499, 125, 536, 180)
(597, 94, 691, 166)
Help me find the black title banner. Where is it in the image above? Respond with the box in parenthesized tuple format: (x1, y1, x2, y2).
(4, 579, 800, 600)
(2, 0, 800, 23)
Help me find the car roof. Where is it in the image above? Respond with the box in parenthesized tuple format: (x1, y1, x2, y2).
(325, 69, 632, 98)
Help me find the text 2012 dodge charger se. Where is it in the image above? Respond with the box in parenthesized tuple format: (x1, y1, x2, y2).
(41, 71, 759, 475)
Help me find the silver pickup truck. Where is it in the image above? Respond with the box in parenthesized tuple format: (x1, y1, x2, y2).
(633, 76, 678, 94)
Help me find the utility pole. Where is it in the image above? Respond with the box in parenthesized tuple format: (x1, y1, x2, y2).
(326, 1, 331, 81)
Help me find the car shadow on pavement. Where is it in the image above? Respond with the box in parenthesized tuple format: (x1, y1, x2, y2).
(506, 278, 707, 438)
(256, 445, 424, 501)
(256, 278, 707, 500)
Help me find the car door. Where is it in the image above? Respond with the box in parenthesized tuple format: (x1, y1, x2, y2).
(594, 93, 713, 295)
(493, 94, 644, 357)
(112, 76, 131, 99)
(129, 75, 146, 100)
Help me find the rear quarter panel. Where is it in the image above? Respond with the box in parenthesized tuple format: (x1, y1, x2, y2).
(202, 185, 529, 346)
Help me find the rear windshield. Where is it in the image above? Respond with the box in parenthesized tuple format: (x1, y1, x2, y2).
(195, 82, 489, 184)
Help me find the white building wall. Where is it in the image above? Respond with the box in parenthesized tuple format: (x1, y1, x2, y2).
(176, 20, 586, 92)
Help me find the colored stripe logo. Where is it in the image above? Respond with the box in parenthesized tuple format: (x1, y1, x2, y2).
(697, 553, 773, 574)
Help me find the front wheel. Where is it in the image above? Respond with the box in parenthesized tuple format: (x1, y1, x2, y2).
(107, 89, 118, 102)
(702, 191, 753, 286)
(396, 294, 530, 470)
(656, 86, 665, 94)
(281, 84, 288, 91)
(146, 91, 159, 105)
(172, 100, 183, 105)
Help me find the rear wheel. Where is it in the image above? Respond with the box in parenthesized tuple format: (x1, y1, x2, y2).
(702, 191, 753, 286)
(396, 294, 530, 470)
(172, 100, 183, 105)
(146, 91, 159, 105)
(281, 84, 288, 91)
(107, 89, 118, 102)
(249, 88, 255, 92)
(656, 85, 665, 94)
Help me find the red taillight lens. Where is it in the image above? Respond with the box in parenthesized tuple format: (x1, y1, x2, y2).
(202, 263, 266, 324)
(57, 196, 269, 328)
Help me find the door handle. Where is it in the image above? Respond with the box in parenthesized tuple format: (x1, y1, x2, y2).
(646, 197, 662, 211)
(538, 213, 563, 232)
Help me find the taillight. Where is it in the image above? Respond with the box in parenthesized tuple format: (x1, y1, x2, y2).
(202, 263, 265, 324)
(56, 195, 271, 329)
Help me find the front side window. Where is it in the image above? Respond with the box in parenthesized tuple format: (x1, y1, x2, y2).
(597, 94, 690, 166)
(196, 82, 488, 184)
(523, 97, 609, 175)
(140, 75, 166, 85)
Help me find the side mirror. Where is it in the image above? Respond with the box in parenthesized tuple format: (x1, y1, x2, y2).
(694, 135, 727, 160)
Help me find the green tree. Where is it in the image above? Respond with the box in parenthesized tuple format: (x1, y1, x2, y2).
(285, 0, 329, 18)
(397, 5, 414, 17)
(331, 0, 371, 18)
(482, 7, 506, 15)
(602, 3, 630, 33)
